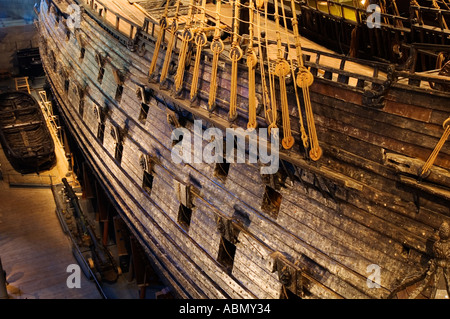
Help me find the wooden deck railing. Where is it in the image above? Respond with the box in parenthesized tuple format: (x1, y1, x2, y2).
(68, 0, 142, 47)
(302, 46, 450, 91)
(301, 0, 450, 32)
(303, 0, 409, 29)
(302, 47, 387, 88)
(45, 0, 450, 94)
(410, 5, 450, 30)
(87, 0, 141, 37)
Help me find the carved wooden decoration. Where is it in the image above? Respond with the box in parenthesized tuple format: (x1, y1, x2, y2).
(112, 68, 125, 86)
(95, 52, 106, 67)
(174, 180, 192, 209)
(269, 251, 305, 298)
(139, 153, 155, 173)
(389, 222, 450, 299)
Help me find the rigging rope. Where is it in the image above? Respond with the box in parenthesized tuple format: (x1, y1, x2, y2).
(255, 0, 271, 126)
(421, 117, 450, 177)
(273, 0, 294, 149)
(288, 0, 321, 160)
(247, 0, 257, 130)
(190, 0, 208, 101)
(390, 0, 403, 28)
(159, 0, 182, 84)
(174, 0, 196, 92)
(264, 1, 278, 134)
(281, 0, 309, 150)
(148, 0, 171, 76)
(208, 0, 224, 112)
(229, 0, 243, 122)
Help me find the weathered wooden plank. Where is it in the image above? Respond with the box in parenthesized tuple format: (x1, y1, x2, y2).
(193, 169, 376, 297)
(383, 100, 432, 123)
(281, 181, 420, 262)
(38, 34, 376, 300)
(311, 81, 362, 106)
(42, 56, 211, 298)
(310, 90, 445, 139)
(40, 0, 450, 301)
(387, 87, 450, 112)
(313, 99, 447, 154)
(227, 171, 410, 288)
(315, 113, 450, 168)
(45, 52, 258, 300)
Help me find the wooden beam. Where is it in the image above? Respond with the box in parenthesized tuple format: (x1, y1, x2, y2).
(82, 161, 95, 199)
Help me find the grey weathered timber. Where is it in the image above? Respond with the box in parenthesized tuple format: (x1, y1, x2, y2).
(37, 0, 450, 299)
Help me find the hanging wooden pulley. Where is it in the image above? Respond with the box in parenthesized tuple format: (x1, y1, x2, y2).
(296, 68, 314, 88)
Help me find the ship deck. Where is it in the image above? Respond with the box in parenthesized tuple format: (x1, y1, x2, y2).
(84, 0, 388, 80)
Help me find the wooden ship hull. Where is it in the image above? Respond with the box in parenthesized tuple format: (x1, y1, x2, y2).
(37, 0, 450, 299)
(0, 91, 56, 173)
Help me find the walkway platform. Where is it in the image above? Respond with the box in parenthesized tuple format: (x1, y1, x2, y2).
(0, 76, 101, 299)
(0, 75, 168, 299)
(0, 180, 102, 299)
